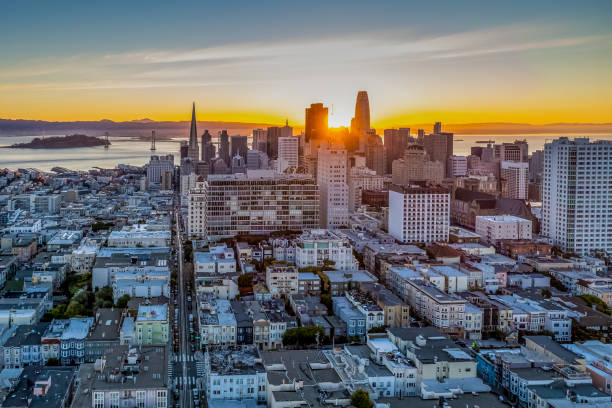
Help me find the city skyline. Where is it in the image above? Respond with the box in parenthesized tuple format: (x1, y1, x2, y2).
(1, 1, 612, 127)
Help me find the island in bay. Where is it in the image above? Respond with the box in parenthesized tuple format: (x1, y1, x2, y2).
(6, 134, 110, 149)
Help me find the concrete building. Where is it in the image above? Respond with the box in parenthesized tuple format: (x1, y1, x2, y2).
(277, 136, 299, 173)
(107, 224, 171, 247)
(446, 155, 467, 178)
(494, 140, 528, 162)
(391, 144, 444, 186)
(542, 138, 612, 255)
(423, 125, 453, 174)
(146, 154, 174, 184)
(295, 229, 358, 270)
(188, 170, 319, 241)
(475, 215, 532, 245)
(194, 245, 237, 275)
(388, 184, 450, 244)
(317, 147, 349, 228)
(135, 305, 169, 346)
(266, 265, 298, 298)
(72, 345, 168, 408)
(500, 160, 529, 199)
(347, 165, 385, 212)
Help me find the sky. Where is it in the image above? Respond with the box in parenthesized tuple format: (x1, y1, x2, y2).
(1, 0, 611, 128)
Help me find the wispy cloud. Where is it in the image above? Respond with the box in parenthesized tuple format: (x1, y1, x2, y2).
(0, 22, 608, 91)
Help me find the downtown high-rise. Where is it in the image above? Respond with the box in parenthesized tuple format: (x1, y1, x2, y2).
(542, 138, 612, 255)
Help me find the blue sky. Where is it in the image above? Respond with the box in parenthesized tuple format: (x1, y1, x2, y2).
(1, 0, 611, 125)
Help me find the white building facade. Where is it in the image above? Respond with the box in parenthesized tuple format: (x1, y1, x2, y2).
(542, 138, 612, 255)
(388, 184, 450, 244)
(317, 147, 349, 228)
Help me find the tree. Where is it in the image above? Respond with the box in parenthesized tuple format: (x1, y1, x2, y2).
(238, 274, 253, 288)
(94, 286, 114, 309)
(350, 389, 373, 408)
(320, 294, 333, 315)
(282, 326, 326, 347)
(116, 294, 130, 308)
(541, 289, 552, 299)
(46, 358, 59, 366)
(368, 325, 388, 334)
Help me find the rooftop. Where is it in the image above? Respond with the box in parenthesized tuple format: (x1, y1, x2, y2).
(136, 304, 168, 322)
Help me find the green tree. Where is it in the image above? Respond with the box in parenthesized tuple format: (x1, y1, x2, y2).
(350, 389, 373, 408)
(116, 294, 131, 308)
(282, 326, 326, 347)
(320, 294, 333, 315)
(238, 274, 253, 288)
(94, 286, 114, 309)
(368, 325, 388, 334)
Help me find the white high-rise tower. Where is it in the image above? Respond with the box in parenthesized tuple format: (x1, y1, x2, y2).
(542, 138, 612, 255)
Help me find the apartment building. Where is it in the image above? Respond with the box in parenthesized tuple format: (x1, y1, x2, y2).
(388, 184, 450, 244)
(266, 265, 299, 298)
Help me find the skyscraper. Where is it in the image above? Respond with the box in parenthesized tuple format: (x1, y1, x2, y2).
(384, 128, 410, 174)
(365, 134, 385, 176)
(187, 102, 199, 162)
(252, 128, 267, 152)
(266, 127, 282, 159)
(201, 130, 215, 163)
(305, 103, 328, 150)
(495, 140, 528, 162)
(219, 130, 230, 166)
(500, 161, 529, 199)
(230, 135, 248, 159)
(542, 138, 612, 255)
(423, 122, 453, 174)
(350, 91, 371, 152)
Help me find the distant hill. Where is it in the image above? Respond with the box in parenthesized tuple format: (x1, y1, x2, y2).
(0, 118, 279, 139)
(1, 118, 611, 137)
(5, 134, 108, 149)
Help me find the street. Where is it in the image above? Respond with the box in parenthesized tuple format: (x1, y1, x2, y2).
(172, 206, 200, 408)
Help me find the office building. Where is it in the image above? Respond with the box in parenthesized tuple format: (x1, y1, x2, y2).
(230, 135, 248, 159)
(423, 123, 453, 173)
(392, 144, 444, 186)
(246, 149, 269, 170)
(475, 215, 532, 245)
(542, 138, 612, 255)
(349, 91, 371, 151)
(384, 127, 410, 173)
(265, 127, 281, 159)
(252, 128, 267, 152)
(187, 102, 200, 162)
(446, 155, 467, 178)
(188, 170, 319, 241)
(500, 161, 529, 199)
(365, 134, 385, 175)
(305, 103, 328, 151)
(317, 146, 349, 228)
(146, 154, 174, 184)
(201, 130, 215, 162)
(494, 140, 528, 162)
(219, 130, 230, 166)
(388, 184, 450, 244)
(277, 136, 299, 173)
(529, 149, 544, 182)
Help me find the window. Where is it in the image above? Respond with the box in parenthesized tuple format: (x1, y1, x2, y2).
(109, 392, 120, 408)
(156, 390, 167, 408)
(94, 392, 105, 408)
(136, 391, 146, 408)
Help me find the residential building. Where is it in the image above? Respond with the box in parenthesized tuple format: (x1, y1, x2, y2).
(194, 245, 236, 275)
(388, 184, 450, 244)
(500, 160, 529, 199)
(72, 346, 168, 408)
(325, 269, 378, 296)
(295, 229, 358, 270)
(277, 136, 299, 173)
(60, 317, 94, 365)
(3, 323, 49, 368)
(298, 272, 321, 296)
(188, 170, 319, 241)
(542, 138, 612, 255)
(84, 308, 122, 363)
(317, 147, 349, 228)
(107, 224, 171, 247)
(347, 164, 385, 212)
(266, 265, 298, 298)
(475, 215, 532, 245)
(135, 305, 169, 346)
(333, 296, 366, 340)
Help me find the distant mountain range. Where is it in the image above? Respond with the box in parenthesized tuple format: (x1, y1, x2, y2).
(1, 118, 611, 138)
